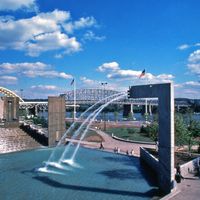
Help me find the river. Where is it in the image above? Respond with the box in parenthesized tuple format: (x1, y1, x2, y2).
(37, 111, 200, 122)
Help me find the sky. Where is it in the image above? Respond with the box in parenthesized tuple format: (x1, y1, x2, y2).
(0, 0, 200, 99)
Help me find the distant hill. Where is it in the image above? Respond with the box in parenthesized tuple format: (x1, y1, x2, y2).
(23, 99, 47, 102)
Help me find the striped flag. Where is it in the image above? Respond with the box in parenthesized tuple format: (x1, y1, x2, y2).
(139, 69, 145, 78)
(70, 78, 74, 85)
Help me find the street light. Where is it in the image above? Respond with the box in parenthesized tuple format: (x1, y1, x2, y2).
(101, 82, 107, 131)
(20, 89, 23, 99)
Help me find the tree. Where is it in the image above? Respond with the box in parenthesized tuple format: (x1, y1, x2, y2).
(188, 119, 200, 138)
(148, 122, 158, 141)
(114, 111, 119, 122)
(140, 122, 158, 141)
(175, 114, 189, 147)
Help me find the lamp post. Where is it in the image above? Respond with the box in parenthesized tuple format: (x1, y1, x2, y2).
(20, 89, 23, 99)
(101, 82, 107, 131)
(73, 78, 76, 122)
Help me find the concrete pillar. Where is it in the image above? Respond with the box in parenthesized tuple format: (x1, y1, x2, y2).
(177, 105, 180, 112)
(48, 96, 66, 146)
(0, 98, 3, 119)
(35, 105, 38, 116)
(149, 103, 152, 116)
(145, 98, 148, 114)
(2, 97, 19, 128)
(123, 104, 131, 117)
(130, 103, 133, 114)
(145, 98, 148, 121)
(129, 83, 175, 194)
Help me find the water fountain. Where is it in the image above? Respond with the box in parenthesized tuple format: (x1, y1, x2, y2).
(61, 93, 127, 167)
(0, 91, 158, 200)
(42, 92, 126, 171)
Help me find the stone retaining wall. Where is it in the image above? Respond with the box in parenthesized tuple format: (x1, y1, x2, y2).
(180, 157, 200, 177)
(140, 147, 159, 173)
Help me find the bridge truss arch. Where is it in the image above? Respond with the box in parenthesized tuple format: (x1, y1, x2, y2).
(0, 86, 24, 102)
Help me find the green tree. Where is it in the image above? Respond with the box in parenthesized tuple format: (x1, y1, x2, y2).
(128, 112, 133, 120)
(148, 122, 158, 141)
(188, 119, 200, 138)
(114, 111, 119, 122)
(140, 122, 158, 141)
(175, 114, 189, 146)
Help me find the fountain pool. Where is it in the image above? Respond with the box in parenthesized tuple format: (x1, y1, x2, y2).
(0, 146, 158, 200)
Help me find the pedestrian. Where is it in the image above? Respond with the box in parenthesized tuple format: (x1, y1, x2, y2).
(131, 149, 134, 156)
(175, 163, 184, 183)
(99, 142, 104, 150)
(155, 138, 158, 151)
(126, 150, 129, 155)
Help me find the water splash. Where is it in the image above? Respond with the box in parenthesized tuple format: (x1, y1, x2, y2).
(57, 92, 126, 163)
(44, 92, 126, 171)
(36, 167, 66, 175)
(44, 162, 71, 170)
(45, 92, 124, 166)
(63, 93, 127, 163)
(61, 159, 82, 168)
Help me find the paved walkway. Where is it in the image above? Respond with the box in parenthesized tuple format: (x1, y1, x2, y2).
(162, 173, 200, 200)
(89, 129, 155, 156)
(66, 128, 155, 156)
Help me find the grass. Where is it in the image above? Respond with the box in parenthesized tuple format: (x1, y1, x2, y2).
(66, 121, 101, 141)
(106, 127, 154, 142)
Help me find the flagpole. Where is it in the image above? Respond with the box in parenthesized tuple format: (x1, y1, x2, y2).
(73, 78, 76, 122)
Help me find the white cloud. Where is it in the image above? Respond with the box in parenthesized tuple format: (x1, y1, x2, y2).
(97, 62, 120, 72)
(107, 70, 174, 83)
(0, 0, 37, 11)
(177, 42, 200, 51)
(195, 43, 200, 47)
(0, 75, 18, 85)
(97, 61, 174, 85)
(0, 61, 72, 80)
(80, 77, 97, 84)
(80, 77, 100, 86)
(188, 49, 200, 63)
(25, 31, 81, 57)
(0, 62, 48, 73)
(175, 81, 200, 98)
(107, 69, 141, 79)
(31, 85, 58, 90)
(80, 76, 125, 91)
(156, 74, 175, 79)
(83, 31, 106, 42)
(23, 70, 72, 79)
(27, 85, 65, 98)
(187, 49, 200, 76)
(0, 9, 98, 56)
(177, 44, 190, 50)
(64, 17, 96, 34)
(184, 81, 200, 86)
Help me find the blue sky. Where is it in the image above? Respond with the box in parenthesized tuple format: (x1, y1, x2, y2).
(0, 0, 200, 99)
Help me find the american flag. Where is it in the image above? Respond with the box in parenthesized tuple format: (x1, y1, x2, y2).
(139, 69, 145, 78)
(70, 78, 74, 85)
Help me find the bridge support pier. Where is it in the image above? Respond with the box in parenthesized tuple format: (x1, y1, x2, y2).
(48, 96, 66, 146)
(35, 105, 38, 116)
(144, 99, 148, 121)
(149, 103, 152, 116)
(0, 97, 19, 128)
(123, 104, 134, 119)
(130, 103, 135, 119)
